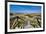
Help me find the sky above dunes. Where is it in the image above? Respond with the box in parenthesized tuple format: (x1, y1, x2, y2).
(10, 5, 41, 14)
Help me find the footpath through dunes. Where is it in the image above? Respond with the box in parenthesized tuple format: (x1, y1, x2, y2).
(10, 14, 41, 29)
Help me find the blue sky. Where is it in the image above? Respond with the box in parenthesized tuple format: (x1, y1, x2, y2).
(10, 5, 41, 14)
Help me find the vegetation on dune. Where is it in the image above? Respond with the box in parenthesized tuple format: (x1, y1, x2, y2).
(25, 14, 33, 18)
(10, 13, 41, 29)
